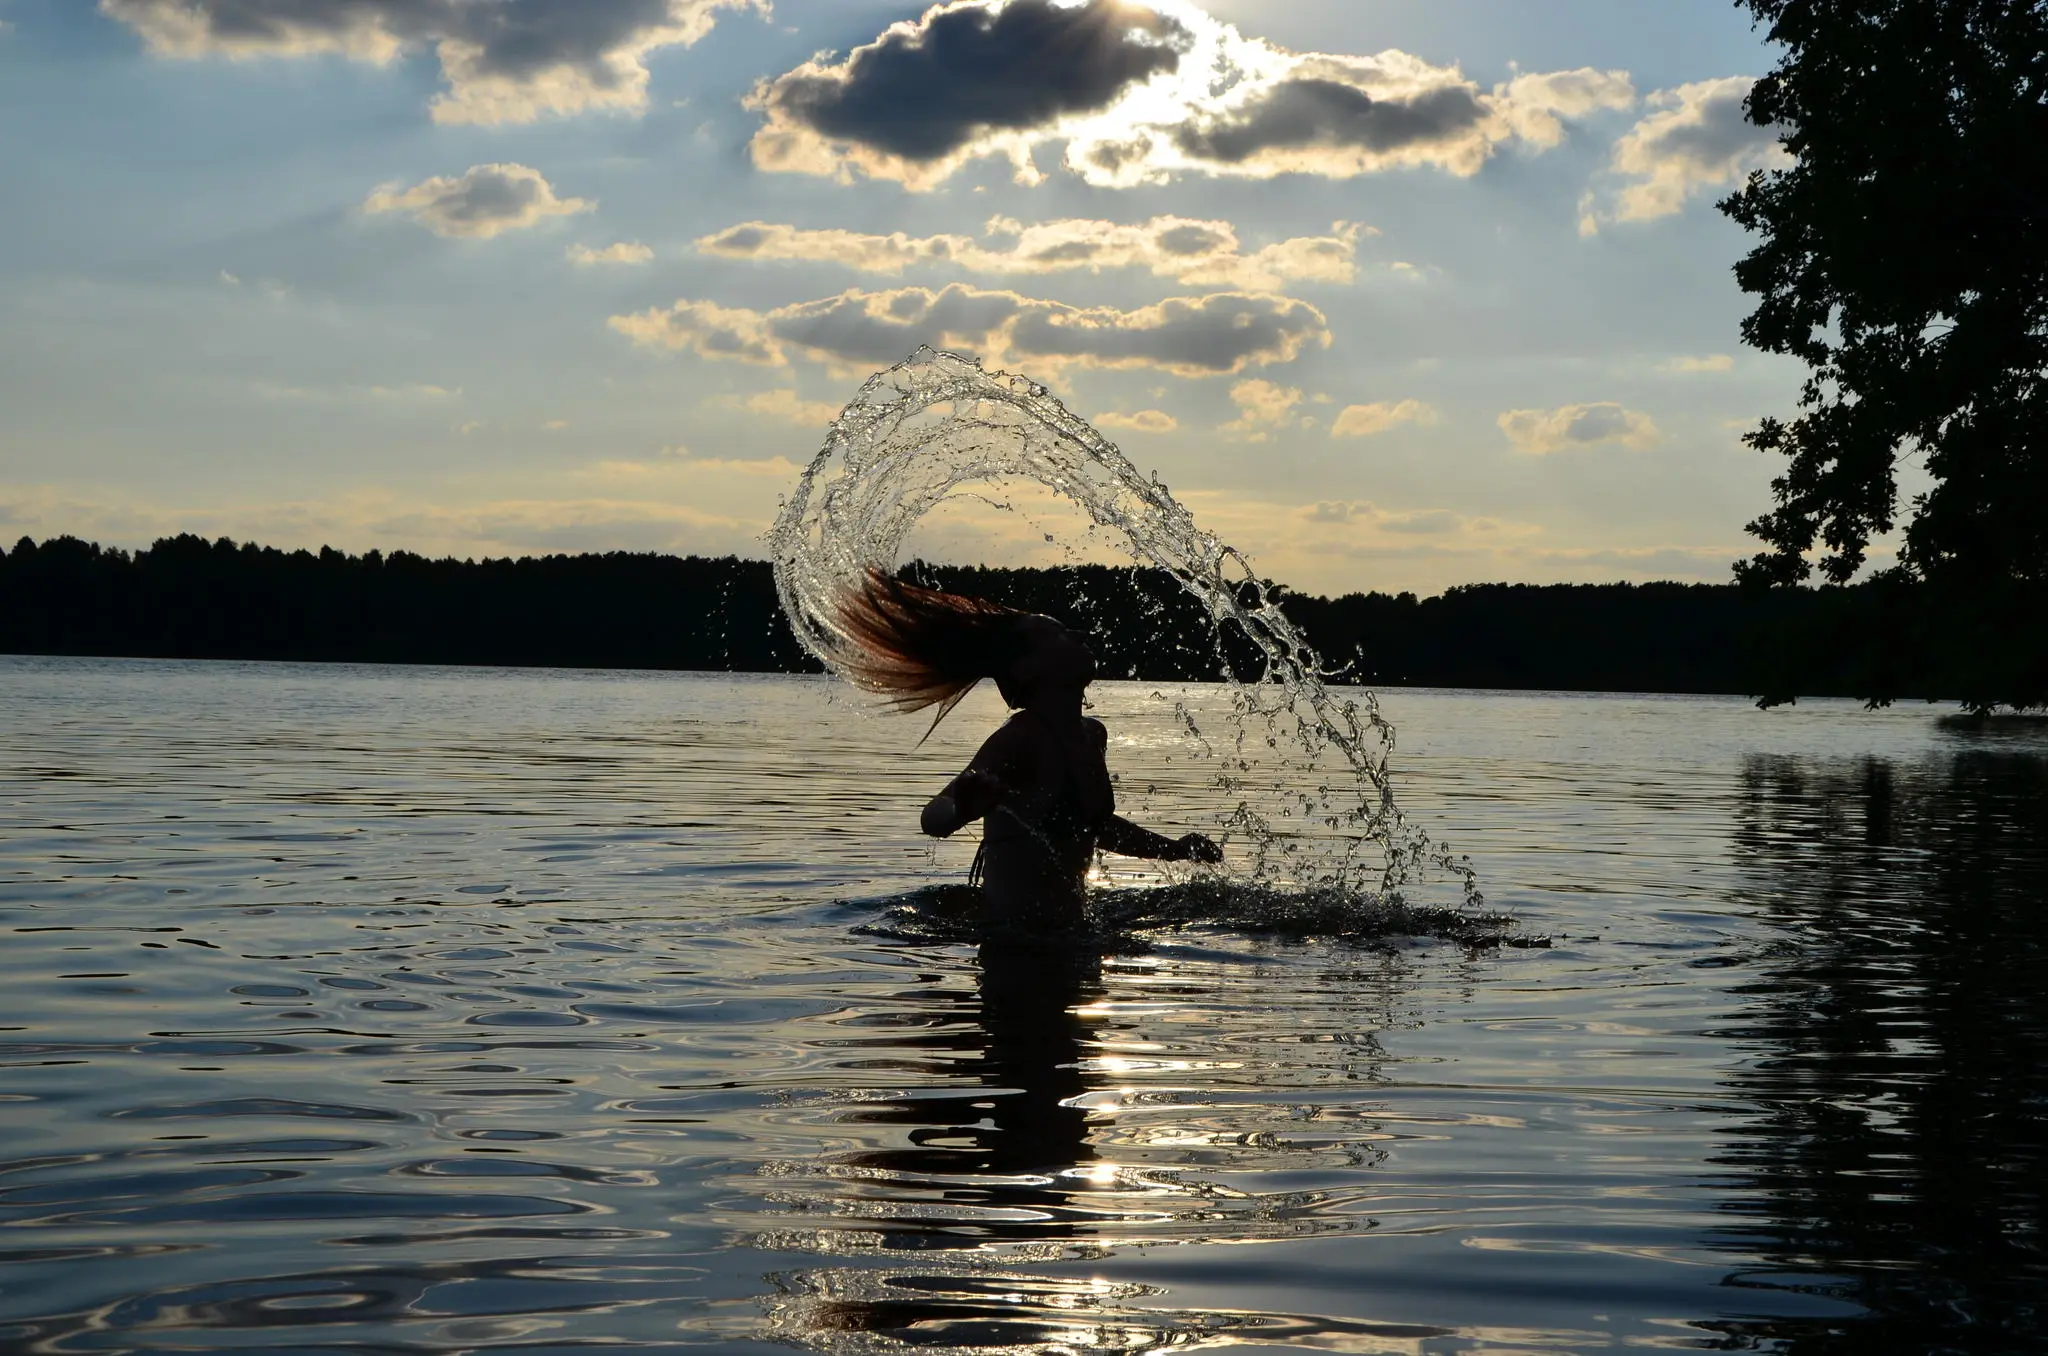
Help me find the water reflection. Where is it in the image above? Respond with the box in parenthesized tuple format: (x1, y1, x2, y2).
(798, 936, 1106, 1259)
(1711, 748, 2048, 1351)
(864, 939, 1099, 1181)
(765, 937, 1109, 1346)
(757, 932, 1447, 1353)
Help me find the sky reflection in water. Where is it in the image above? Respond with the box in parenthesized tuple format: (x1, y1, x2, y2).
(1, 658, 2042, 1353)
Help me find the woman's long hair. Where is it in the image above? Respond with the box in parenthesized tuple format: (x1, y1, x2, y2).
(832, 568, 1031, 736)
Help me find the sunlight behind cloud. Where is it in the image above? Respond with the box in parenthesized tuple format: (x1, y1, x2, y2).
(747, 0, 1636, 190)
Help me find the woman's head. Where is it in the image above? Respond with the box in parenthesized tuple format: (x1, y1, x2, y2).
(832, 569, 1093, 729)
(1006, 613, 1098, 698)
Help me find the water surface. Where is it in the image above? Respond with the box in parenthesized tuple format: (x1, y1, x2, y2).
(2, 657, 2043, 1352)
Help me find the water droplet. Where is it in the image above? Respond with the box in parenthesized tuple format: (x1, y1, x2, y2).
(768, 348, 1477, 906)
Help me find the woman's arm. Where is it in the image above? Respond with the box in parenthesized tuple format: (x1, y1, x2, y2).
(1098, 815, 1222, 863)
(1083, 720, 1219, 862)
(922, 725, 1026, 838)
(921, 768, 1005, 838)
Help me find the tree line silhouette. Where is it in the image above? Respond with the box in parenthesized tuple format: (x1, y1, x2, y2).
(0, 533, 1948, 701)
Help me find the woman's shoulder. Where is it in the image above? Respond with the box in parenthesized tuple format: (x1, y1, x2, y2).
(974, 713, 1037, 761)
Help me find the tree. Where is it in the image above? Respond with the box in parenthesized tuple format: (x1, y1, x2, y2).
(1725, 0, 2048, 711)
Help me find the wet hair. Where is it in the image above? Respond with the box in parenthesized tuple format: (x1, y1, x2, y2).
(832, 568, 1034, 733)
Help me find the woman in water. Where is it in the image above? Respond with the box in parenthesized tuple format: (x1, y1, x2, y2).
(835, 569, 1221, 926)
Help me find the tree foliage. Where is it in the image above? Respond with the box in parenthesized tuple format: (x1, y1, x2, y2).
(1725, 0, 2048, 709)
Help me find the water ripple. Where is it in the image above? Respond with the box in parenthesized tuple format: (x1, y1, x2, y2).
(2, 658, 2041, 1352)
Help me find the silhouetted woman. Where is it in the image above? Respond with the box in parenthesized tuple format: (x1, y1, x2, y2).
(835, 570, 1220, 927)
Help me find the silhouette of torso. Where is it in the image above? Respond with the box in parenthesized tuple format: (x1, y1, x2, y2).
(976, 710, 1115, 925)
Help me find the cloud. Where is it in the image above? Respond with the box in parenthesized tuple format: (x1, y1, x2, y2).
(1331, 398, 1436, 438)
(1220, 378, 1303, 440)
(1298, 500, 1474, 536)
(1511, 544, 1743, 580)
(1581, 76, 1787, 231)
(608, 298, 784, 364)
(0, 482, 768, 561)
(697, 221, 947, 274)
(248, 379, 458, 403)
(1498, 402, 1661, 454)
(568, 241, 653, 265)
(698, 215, 1368, 289)
(387, 498, 762, 555)
(1091, 59, 1633, 185)
(1156, 57, 1497, 180)
(583, 453, 800, 482)
(747, 0, 1190, 189)
(712, 388, 843, 427)
(1492, 67, 1649, 147)
(1658, 353, 1734, 374)
(747, 0, 1634, 189)
(1173, 488, 1548, 591)
(612, 284, 1331, 378)
(102, 0, 765, 124)
(1094, 409, 1177, 434)
(363, 163, 590, 239)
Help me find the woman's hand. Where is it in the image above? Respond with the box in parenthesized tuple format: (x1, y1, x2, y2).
(1172, 832, 1223, 865)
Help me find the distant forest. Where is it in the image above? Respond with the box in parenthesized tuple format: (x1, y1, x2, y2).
(0, 533, 1932, 702)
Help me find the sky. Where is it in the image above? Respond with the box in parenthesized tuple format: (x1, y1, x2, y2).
(0, 0, 1802, 597)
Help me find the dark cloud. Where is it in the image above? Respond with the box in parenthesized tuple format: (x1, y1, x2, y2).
(1006, 291, 1328, 375)
(614, 284, 1330, 378)
(770, 286, 1029, 367)
(445, 0, 675, 82)
(1174, 77, 1489, 165)
(754, 0, 1186, 164)
(103, 0, 755, 122)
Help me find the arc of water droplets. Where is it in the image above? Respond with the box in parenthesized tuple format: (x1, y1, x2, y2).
(769, 347, 1477, 905)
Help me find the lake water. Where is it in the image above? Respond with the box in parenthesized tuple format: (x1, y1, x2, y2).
(2, 656, 2043, 1354)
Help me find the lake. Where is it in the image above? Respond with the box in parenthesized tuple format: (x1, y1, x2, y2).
(2, 656, 2043, 1353)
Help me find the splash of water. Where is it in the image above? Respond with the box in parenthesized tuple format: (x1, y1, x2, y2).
(769, 347, 1478, 906)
